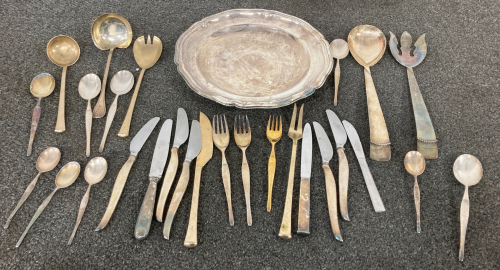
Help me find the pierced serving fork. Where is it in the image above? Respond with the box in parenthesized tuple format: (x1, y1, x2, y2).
(213, 115, 234, 226)
(266, 115, 282, 212)
(389, 31, 438, 159)
(234, 115, 252, 226)
(279, 104, 303, 239)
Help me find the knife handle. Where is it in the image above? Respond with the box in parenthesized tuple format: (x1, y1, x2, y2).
(297, 177, 310, 234)
(135, 178, 159, 239)
(279, 140, 298, 239)
(221, 151, 234, 226)
(337, 148, 350, 221)
(267, 143, 276, 212)
(163, 160, 191, 239)
(156, 147, 178, 222)
(323, 163, 343, 241)
(241, 150, 252, 226)
(96, 155, 136, 231)
(358, 157, 385, 213)
(184, 165, 203, 248)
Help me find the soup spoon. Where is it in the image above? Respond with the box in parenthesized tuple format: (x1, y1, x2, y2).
(78, 74, 101, 157)
(330, 39, 349, 106)
(99, 70, 134, 152)
(47, 35, 80, 133)
(16, 162, 80, 248)
(4, 147, 61, 229)
(453, 154, 483, 261)
(404, 151, 426, 233)
(27, 73, 55, 156)
(68, 157, 107, 245)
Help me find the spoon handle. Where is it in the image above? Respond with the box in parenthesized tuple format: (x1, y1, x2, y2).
(99, 95, 118, 152)
(135, 177, 159, 240)
(118, 68, 145, 137)
(459, 186, 470, 261)
(27, 98, 42, 156)
(85, 100, 92, 157)
(323, 163, 342, 241)
(16, 187, 58, 247)
(93, 48, 114, 118)
(163, 160, 191, 239)
(156, 147, 179, 222)
(68, 185, 91, 245)
(414, 175, 421, 233)
(4, 172, 41, 229)
(184, 165, 204, 248)
(55, 66, 67, 133)
(334, 58, 340, 106)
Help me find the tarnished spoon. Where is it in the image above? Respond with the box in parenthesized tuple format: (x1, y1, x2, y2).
(404, 151, 426, 233)
(4, 147, 61, 229)
(330, 39, 349, 106)
(78, 74, 101, 157)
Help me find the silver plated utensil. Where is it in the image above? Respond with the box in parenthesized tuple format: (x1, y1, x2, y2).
(297, 123, 312, 235)
(234, 115, 253, 226)
(78, 74, 101, 157)
(330, 39, 349, 106)
(404, 151, 426, 233)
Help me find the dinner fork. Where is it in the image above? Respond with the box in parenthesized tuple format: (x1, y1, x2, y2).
(234, 115, 252, 226)
(279, 104, 303, 239)
(266, 115, 282, 212)
(213, 115, 234, 226)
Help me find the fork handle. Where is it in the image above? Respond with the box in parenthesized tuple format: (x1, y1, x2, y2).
(118, 68, 145, 137)
(279, 140, 298, 239)
(221, 151, 234, 225)
(267, 143, 276, 212)
(241, 150, 252, 226)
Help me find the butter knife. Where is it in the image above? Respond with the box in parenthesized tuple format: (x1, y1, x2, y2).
(297, 123, 312, 235)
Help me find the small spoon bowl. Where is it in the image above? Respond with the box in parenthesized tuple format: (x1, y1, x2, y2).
(348, 25, 386, 67)
(30, 74, 55, 98)
(110, 70, 134, 95)
(92, 14, 132, 50)
(47, 36, 80, 67)
(454, 154, 483, 186)
(55, 162, 81, 188)
(85, 157, 108, 185)
(404, 151, 426, 176)
(37, 147, 61, 172)
(79, 74, 101, 100)
(330, 39, 349, 59)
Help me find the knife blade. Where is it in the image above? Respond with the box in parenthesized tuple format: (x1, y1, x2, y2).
(326, 110, 350, 221)
(135, 119, 173, 239)
(312, 122, 342, 241)
(96, 117, 160, 231)
(298, 123, 312, 234)
(342, 120, 385, 213)
(173, 108, 189, 148)
(185, 112, 213, 247)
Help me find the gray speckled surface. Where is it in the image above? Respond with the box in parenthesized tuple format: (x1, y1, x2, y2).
(0, 0, 499, 269)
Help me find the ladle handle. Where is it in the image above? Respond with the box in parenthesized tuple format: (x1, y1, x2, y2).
(55, 66, 67, 133)
(338, 148, 350, 221)
(459, 186, 470, 261)
(334, 58, 340, 106)
(99, 95, 118, 152)
(135, 177, 159, 240)
(93, 48, 114, 118)
(85, 100, 92, 157)
(323, 163, 342, 241)
(163, 160, 191, 239)
(118, 68, 145, 137)
(184, 165, 204, 248)
(27, 98, 42, 156)
(68, 185, 91, 245)
(156, 147, 179, 222)
(4, 172, 41, 229)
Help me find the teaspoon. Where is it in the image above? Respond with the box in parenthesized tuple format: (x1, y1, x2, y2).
(330, 39, 349, 106)
(404, 151, 425, 233)
(78, 74, 101, 157)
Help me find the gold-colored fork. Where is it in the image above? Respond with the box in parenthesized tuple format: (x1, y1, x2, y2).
(213, 115, 234, 226)
(234, 115, 252, 226)
(279, 104, 304, 239)
(266, 115, 282, 212)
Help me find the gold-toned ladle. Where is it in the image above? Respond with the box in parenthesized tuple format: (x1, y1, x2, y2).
(404, 151, 426, 233)
(26, 73, 55, 156)
(4, 147, 61, 229)
(16, 162, 80, 248)
(68, 157, 107, 245)
(47, 35, 80, 133)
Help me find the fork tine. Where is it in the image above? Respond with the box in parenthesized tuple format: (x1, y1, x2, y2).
(267, 116, 271, 131)
(297, 104, 304, 132)
(289, 104, 297, 132)
(234, 116, 238, 134)
(212, 115, 216, 134)
(279, 115, 282, 132)
(147, 35, 152, 44)
(223, 115, 228, 134)
(217, 115, 221, 134)
(245, 115, 250, 133)
(272, 115, 276, 131)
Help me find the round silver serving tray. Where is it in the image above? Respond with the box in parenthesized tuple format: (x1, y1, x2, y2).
(175, 9, 333, 108)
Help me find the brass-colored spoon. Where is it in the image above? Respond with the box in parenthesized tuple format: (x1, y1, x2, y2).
(4, 147, 61, 229)
(91, 14, 132, 118)
(47, 35, 80, 133)
(16, 162, 80, 248)
(118, 35, 162, 137)
(68, 157, 107, 245)
(78, 74, 101, 157)
(453, 154, 483, 261)
(404, 151, 426, 233)
(330, 39, 349, 106)
(26, 73, 55, 156)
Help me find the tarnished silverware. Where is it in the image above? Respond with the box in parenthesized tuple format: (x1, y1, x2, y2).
(279, 104, 304, 239)
(330, 39, 349, 106)
(234, 115, 252, 226)
(91, 14, 132, 118)
(348, 25, 391, 161)
(78, 74, 101, 157)
(404, 151, 425, 233)
(118, 35, 162, 137)
(266, 115, 282, 212)
(453, 154, 483, 261)
(4, 147, 61, 229)
(47, 35, 80, 133)
(212, 115, 234, 225)
(389, 32, 438, 159)
(26, 73, 55, 156)
(297, 123, 312, 235)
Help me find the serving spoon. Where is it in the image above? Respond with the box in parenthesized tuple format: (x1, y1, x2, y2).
(4, 147, 61, 229)
(27, 73, 55, 156)
(404, 151, 426, 233)
(348, 25, 391, 161)
(68, 157, 107, 245)
(99, 70, 134, 152)
(91, 14, 132, 118)
(16, 161, 80, 248)
(78, 74, 101, 157)
(330, 39, 349, 106)
(453, 154, 483, 261)
(47, 35, 80, 133)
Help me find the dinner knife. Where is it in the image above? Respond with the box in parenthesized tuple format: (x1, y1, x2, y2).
(184, 112, 213, 248)
(326, 110, 350, 221)
(163, 120, 202, 239)
(312, 122, 343, 241)
(96, 117, 160, 231)
(156, 108, 189, 222)
(342, 120, 386, 213)
(135, 119, 173, 239)
(297, 123, 312, 235)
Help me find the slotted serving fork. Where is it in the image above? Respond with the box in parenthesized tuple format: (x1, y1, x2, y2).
(279, 104, 303, 239)
(266, 115, 282, 212)
(234, 115, 252, 226)
(213, 115, 234, 226)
